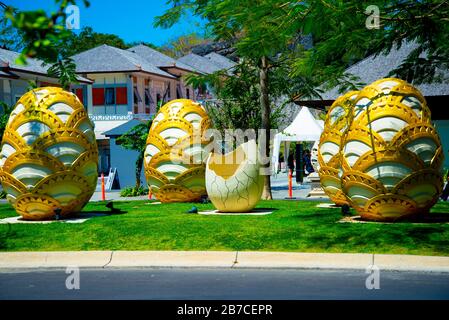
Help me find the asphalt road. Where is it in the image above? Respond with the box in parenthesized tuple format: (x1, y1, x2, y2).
(1, 268, 449, 300)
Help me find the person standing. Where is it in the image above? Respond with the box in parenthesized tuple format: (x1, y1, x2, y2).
(287, 152, 295, 173)
(303, 149, 314, 175)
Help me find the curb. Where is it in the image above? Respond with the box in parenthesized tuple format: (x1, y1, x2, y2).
(0, 251, 448, 272)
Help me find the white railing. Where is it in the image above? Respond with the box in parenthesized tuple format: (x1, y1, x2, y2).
(89, 113, 153, 121)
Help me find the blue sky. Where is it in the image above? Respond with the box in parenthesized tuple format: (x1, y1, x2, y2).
(7, 0, 207, 46)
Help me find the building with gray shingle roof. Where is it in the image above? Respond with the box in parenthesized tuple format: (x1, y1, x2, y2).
(72, 44, 176, 79)
(127, 44, 196, 73)
(318, 42, 449, 101)
(0, 47, 92, 107)
(177, 53, 224, 75)
(296, 41, 449, 120)
(0, 47, 92, 83)
(69, 44, 200, 183)
(204, 52, 236, 70)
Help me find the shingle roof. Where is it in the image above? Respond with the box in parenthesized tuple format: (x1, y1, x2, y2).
(204, 52, 236, 70)
(318, 42, 449, 100)
(127, 44, 196, 72)
(71, 44, 175, 78)
(177, 53, 223, 74)
(0, 69, 18, 78)
(0, 48, 92, 83)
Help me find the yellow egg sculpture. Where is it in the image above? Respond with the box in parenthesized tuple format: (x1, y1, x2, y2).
(144, 99, 211, 203)
(205, 139, 263, 212)
(318, 91, 359, 206)
(341, 78, 444, 221)
(0, 87, 98, 220)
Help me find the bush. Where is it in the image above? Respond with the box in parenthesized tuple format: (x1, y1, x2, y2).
(0, 190, 6, 199)
(120, 186, 149, 197)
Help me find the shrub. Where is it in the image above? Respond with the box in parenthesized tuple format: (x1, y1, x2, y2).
(120, 186, 149, 197)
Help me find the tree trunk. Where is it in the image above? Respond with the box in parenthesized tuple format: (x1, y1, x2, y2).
(135, 151, 144, 189)
(259, 56, 272, 200)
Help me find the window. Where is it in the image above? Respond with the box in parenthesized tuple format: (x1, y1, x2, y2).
(186, 88, 190, 99)
(92, 88, 105, 105)
(133, 86, 141, 104)
(116, 87, 128, 105)
(176, 84, 183, 99)
(166, 83, 171, 100)
(105, 88, 115, 105)
(144, 88, 153, 106)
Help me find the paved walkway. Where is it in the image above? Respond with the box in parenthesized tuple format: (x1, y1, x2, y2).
(1, 251, 448, 272)
(90, 190, 149, 202)
(88, 172, 328, 202)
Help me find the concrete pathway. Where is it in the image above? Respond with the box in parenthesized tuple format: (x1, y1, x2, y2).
(270, 172, 328, 200)
(89, 190, 149, 202)
(87, 172, 327, 202)
(1, 251, 448, 273)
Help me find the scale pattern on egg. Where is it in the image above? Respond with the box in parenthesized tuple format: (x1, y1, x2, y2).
(318, 91, 359, 206)
(144, 99, 211, 203)
(0, 87, 98, 220)
(340, 78, 444, 221)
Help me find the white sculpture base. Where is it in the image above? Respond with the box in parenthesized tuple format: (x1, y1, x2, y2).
(306, 172, 328, 198)
(198, 209, 273, 216)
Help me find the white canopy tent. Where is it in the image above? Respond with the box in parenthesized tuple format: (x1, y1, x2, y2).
(272, 106, 324, 174)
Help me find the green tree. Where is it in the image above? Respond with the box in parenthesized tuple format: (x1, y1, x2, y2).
(47, 56, 78, 90)
(293, 0, 449, 89)
(187, 59, 293, 135)
(116, 121, 152, 189)
(3, 0, 90, 89)
(60, 26, 129, 56)
(0, 4, 22, 51)
(159, 32, 211, 58)
(0, 101, 12, 141)
(155, 0, 305, 199)
(3, 0, 90, 64)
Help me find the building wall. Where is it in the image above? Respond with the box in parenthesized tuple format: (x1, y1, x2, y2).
(109, 136, 146, 189)
(86, 73, 130, 115)
(0, 79, 29, 106)
(0, 79, 3, 103)
(435, 120, 449, 169)
(152, 79, 166, 106)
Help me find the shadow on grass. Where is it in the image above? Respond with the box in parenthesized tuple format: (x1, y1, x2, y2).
(346, 213, 449, 224)
(77, 210, 128, 218)
(0, 223, 15, 250)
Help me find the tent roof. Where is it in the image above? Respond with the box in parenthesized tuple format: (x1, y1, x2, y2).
(279, 106, 323, 141)
(271, 107, 323, 173)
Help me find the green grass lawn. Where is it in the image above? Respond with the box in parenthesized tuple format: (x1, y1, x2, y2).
(0, 200, 448, 255)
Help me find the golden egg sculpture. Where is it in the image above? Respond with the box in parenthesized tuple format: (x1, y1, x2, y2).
(144, 99, 211, 203)
(205, 139, 263, 212)
(341, 78, 444, 221)
(318, 91, 359, 206)
(0, 87, 98, 220)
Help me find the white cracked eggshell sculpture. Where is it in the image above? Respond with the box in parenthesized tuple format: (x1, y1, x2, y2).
(205, 139, 263, 212)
